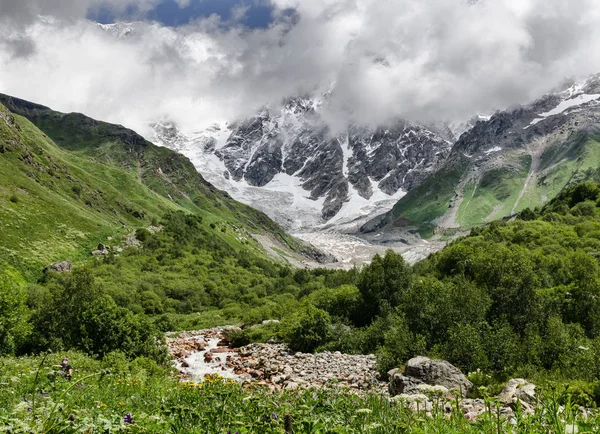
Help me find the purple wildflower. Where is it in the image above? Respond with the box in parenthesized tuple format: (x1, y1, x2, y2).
(124, 413, 133, 424)
(23, 397, 29, 402)
(272, 413, 278, 421)
(27, 408, 33, 412)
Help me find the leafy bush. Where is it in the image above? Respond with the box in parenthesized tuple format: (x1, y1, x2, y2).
(307, 284, 361, 322)
(281, 304, 331, 353)
(27, 269, 166, 362)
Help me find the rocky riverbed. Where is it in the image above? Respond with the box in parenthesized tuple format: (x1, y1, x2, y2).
(167, 327, 385, 393)
(167, 328, 592, 423)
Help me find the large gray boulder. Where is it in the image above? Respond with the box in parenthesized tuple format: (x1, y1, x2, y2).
(389, 373, 424, 396)
(44, 260, 72, 273)
(404, 356, 472, 395)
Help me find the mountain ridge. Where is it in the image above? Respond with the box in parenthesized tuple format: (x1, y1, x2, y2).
(0, 93, 329, 279)
(362, 74, 600, 237)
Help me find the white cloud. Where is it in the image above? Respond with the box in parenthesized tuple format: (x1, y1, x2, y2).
(1, 0, 600, 136)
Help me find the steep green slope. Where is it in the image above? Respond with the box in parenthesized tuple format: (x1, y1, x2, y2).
(364, 164, 466, 237)
(0, 94, 291, 233)
(456, 155, 532, 228)
(0, 96, 310, 280)
(454, 133, 600, 230)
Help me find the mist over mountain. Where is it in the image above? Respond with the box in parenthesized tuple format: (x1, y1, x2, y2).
(2, 0, 600, 137)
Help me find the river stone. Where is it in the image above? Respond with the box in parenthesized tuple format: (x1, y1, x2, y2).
(498, 379, 536, 406)
(389, 373, 424, 396)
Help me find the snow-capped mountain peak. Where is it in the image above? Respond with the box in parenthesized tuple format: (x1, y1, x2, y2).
(152, 96, 452, 232)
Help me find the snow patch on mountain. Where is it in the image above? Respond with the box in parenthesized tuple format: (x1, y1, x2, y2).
(528, 93, 600, 127)
(484, 146, 502, 154)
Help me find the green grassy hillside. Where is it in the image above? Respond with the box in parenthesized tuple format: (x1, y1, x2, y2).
(0, 95, 303, 280)
(456, 155, 532, 228)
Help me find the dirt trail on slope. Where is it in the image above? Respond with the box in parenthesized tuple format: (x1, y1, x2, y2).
(435, 175, 474, 230)
(511, 139, 545, 215)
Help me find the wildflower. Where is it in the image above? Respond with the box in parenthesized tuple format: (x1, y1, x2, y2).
(27, 408, 33, 412)
(272, 413, 278, 421)
(23, 397, 29, 402)
(464, 412, 476, 420)
(124, 413, 133, 424)
(99, 403, 107, 408)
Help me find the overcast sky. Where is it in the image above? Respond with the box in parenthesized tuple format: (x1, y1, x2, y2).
(1, 0, 600, 136)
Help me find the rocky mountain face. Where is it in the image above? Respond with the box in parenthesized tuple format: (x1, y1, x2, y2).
(152, 97, 452, 231)
(364, 74, 600, 236)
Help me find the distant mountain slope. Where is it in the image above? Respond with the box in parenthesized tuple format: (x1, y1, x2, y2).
(0, 94, 321, 279)
(363, 75, 600, 237)
(153, 96, 452, 231)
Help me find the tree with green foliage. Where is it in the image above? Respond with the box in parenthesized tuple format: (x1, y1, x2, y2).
(28, 269, 166, 362)
(307, 284, 361, 322)
(357, 250, 412, 324)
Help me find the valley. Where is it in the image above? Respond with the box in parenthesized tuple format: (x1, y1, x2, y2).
(5, 2, 600, 432)
(146, 75, 600, 270)
(4, 84, 600, 433)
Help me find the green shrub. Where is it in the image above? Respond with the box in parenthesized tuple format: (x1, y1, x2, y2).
(307, 284, 361, 322)
(281, 305, 331, 353)
(135, 228, 151, 243)
(571, 200, 596, 216)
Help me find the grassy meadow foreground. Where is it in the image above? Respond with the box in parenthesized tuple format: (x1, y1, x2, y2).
(1, 353, 598, 433)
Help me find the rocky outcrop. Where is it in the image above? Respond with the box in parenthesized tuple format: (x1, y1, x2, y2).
(388, 361, 539, 420)
(44, 260, 72, 273)
(92, 243, 110, 256)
